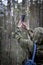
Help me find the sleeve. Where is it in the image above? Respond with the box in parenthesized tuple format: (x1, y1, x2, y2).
(18, 38, 33, 53)
(15, 27, 33, 53)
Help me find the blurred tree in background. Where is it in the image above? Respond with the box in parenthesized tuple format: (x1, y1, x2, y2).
(0, 0, 43, 65)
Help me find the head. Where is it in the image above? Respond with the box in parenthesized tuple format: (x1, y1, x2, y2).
(33, 27, 43, 44)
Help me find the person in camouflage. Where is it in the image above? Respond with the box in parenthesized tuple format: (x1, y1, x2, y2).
(33, 27, 43, 65)
(14, 15, 33, 65)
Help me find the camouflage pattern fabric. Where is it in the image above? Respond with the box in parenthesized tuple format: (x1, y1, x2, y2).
(33, 27, 43, 43)
(33, 27, 43, 65)
(14, 26, 33, 65)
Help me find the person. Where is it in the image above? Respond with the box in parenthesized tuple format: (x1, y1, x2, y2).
(15, 15, 33, 65)
(33, 27, 43, 65)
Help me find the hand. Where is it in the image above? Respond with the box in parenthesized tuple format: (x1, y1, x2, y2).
(22, 22, 28, 30)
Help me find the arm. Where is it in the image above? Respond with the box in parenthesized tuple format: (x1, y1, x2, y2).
(18, 38, 33, 53)
(15, 27, 33, 52)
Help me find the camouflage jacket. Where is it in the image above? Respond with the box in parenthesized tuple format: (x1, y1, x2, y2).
(14, 26, 33, 65)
